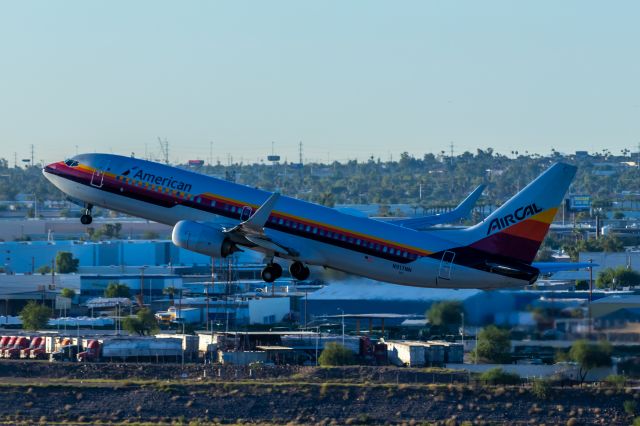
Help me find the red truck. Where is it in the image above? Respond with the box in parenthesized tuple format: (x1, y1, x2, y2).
(0, 336, 10, 351)
(4, 336, 30, 359)
(20, 336, 44, 359)
(77, 340, 100, 362)
(1, 336, 17, 356)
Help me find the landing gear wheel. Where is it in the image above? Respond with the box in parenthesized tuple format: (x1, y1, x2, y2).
(289, 261, 310, 281)
(271, 262, 283, 278)
(261, 263, 283, 283)
(80, 204, 93, 225)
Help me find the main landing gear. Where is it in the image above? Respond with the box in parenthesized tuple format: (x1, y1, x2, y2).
(289, 261, 310, 281)
(261, 262, 283, 283)
(80, 203, 93, 225)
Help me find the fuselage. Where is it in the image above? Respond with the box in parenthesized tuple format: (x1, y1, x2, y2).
(43, 153, 530, 289)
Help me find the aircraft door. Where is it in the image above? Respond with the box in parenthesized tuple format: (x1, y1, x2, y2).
(90, 160, 110, 188)
(438, 250, 455, 280)
(240, 206, 253, 221)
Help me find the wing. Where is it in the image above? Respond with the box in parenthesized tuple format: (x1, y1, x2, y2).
(378, 184, 486, 230)
(224, 192, 299, 256)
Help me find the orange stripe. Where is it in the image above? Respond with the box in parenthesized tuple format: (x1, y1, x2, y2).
(501, 218, 551, 242)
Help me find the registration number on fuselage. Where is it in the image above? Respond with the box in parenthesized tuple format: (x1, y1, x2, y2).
(393, 263, 412, 273)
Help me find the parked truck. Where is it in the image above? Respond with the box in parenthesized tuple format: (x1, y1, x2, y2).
(77, 337, 183, 362)
(4, 336, 30, 359)
(20, 336, 44, 359)
(0, 336, 11, 352)
(49, 337, 81, 362)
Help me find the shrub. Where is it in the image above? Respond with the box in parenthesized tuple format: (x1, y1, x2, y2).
(531, 377, 551, 400)
(606, 374, 627, 390)
(318, 342, 356, 366)
(478, 368, 520, 385)
(625, 400, 637, 416)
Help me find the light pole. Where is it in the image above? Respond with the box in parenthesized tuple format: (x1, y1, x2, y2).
(315, 326, 320, 366)
(337, 308, 345, 346)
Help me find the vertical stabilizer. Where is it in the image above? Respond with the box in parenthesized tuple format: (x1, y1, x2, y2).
(463, 163, 576, 264)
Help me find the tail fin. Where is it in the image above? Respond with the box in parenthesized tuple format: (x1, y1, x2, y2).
(463, 163, 576, 264)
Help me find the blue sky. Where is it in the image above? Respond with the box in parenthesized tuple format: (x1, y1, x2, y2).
(0, 1, 638, 164)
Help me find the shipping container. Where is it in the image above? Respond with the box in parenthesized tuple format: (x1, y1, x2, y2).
(218, 350, 268, 365)
(386, 341, 426, 367)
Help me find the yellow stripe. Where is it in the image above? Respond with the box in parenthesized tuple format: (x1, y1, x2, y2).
(530, 207, 558, 224)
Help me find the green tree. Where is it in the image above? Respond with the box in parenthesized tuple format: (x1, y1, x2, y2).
(426, 301, 463, 333)
(318, 342, 356, 366)
(535, 248, 554, 262)
(36, 265, 51, 274)
(475, 325, 511, 363)
(104, 282, 131, 298)
(597, 267, 640, 289)
(19, 301, 52, 331)
(569, 339, 612, 383)
(123, 308, 158, 336)
(60, 288, 76, 299)
(55, 251, 79, 273)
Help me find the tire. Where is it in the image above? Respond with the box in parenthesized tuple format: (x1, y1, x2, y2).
(289, 261, 310, 280)
(80, 214, 92, 225)
(271, 262, 283, 279)
(261, 266, 276, 283)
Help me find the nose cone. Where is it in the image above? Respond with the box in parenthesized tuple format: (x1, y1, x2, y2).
(42, 161, 63, 183)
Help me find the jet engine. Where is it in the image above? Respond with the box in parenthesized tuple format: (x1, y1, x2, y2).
(172, 220, 237, 258)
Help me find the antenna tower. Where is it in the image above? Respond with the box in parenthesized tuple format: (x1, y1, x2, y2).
(157, 137, 169, 164)
(299, 141, 303, 165)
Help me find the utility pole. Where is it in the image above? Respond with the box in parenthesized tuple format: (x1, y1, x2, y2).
(30, 145, 34, 167)
(299, 141, 303, 165)
(449, 141, 454, 166)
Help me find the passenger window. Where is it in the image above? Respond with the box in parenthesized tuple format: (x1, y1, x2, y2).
(383, 246, 388, 253)
(279, 218, 284, 225)
(312, 227, 318, 234)
(389, 248, 395, 255)
(306, 225, 311, 232)
(319, 229, 325, 236)
(211, 200, 216, 207)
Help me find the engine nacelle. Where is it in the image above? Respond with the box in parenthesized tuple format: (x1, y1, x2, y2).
(172, 220, 237, 258)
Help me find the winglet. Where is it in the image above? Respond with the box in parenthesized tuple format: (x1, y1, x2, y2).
(454, 184, 486, 216)
(243, 192, 280, 232)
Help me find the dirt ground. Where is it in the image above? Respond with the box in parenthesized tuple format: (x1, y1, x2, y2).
(0, 360, 635, 425)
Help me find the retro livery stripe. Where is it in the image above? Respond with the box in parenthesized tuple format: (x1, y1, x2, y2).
(45, 161, 431, 263)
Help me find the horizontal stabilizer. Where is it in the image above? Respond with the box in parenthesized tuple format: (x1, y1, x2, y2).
(533, 262, 597, 274)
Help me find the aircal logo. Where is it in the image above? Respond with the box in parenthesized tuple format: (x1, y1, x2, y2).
(124, 168, 192, 192)
(486, 203, 543, 235)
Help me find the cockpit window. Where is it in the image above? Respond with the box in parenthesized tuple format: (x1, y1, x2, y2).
(64, 159, 79, 167)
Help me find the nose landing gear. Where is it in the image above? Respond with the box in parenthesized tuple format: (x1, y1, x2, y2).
(80, 204, 93, 225)
(261, 262, 283, 283)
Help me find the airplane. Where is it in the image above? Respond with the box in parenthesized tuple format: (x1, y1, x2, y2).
(43, 154, 579, 289)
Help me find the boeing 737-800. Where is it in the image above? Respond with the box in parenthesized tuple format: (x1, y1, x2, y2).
(43, 154, 577, 289)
